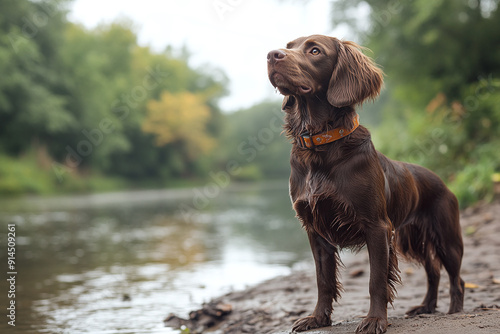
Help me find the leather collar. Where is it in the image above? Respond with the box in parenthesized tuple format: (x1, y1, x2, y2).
(297, 114, 360, 149)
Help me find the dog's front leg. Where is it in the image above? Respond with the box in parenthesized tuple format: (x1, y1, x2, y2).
(356, 224, 391, 334)
(292, 230, 341, 332)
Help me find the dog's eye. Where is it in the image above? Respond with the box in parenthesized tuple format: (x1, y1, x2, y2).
(311, 48, 320, 55)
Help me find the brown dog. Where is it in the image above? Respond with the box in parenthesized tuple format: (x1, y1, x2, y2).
(267, 35, 464, 334)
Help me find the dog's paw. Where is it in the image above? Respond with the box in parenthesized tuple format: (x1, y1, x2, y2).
(355, 317, 388, 334)
(291, 315, 330, 332)
(405, 304, 435, 317)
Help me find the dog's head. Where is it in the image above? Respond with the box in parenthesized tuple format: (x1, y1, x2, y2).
(267, 35, 383, 108)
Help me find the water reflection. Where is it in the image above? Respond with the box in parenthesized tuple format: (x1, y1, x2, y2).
(0, 181, 311, 333)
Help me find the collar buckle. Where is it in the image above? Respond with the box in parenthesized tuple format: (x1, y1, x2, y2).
(299, 130, 315, 149)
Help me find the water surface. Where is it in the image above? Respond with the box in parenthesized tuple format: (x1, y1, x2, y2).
(0, 181, 312, 334)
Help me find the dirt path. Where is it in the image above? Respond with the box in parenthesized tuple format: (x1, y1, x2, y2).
(165, 201, 500, 333)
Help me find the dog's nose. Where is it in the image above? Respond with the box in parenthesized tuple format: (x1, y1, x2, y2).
(267, 49, 286, 65)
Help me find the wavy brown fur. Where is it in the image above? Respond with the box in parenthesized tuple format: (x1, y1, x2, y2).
(267, 35, 464, 334)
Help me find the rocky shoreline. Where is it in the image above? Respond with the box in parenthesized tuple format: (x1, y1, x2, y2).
(165, 201, 500, 333)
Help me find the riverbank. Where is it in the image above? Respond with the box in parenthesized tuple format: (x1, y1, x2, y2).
(165, 200, 500, 333)
(0, 151, 215, 197)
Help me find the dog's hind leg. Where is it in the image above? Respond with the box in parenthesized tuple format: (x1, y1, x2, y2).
(397, 220, 441, 316)
(438, 245, 465, 314)
(434, 199, 465, 314)
(404, 195, 464, 316)
(405, 245, 441, 316)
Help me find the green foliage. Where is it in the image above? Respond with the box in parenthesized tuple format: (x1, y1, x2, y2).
(373, 79, 500, 207)
(0, 153, 53, 195)
(5, 0, 497, 206)
(233, 164, 263, 182)
(333, 0, 500, 100)
(333, 0, 500, 206)
(0, 0, 74, 154)
(217, 100, 291, 181)
(0, 150, 128, 195)
(0, 0, 228, 195)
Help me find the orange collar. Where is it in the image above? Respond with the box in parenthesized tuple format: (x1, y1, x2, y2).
(297, 114, 360, 149)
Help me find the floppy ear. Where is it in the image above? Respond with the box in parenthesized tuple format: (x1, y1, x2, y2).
(281, 95, 296, 111)
(327, 40, 383, 107)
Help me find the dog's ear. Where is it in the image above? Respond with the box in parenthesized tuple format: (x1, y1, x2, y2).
(281, 95, 296, 111)
(327, 40, 383, 107)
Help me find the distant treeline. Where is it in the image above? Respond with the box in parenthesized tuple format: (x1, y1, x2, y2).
(0, 0, 231, 194)
(1, 0, 500, 207)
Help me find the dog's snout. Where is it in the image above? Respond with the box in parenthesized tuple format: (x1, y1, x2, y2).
(267, 49, 286, 65)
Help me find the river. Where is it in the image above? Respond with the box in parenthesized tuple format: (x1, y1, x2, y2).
(0, 181, 312, 334)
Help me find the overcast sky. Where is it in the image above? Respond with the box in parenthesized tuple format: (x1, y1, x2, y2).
(69, 0, 347, 111)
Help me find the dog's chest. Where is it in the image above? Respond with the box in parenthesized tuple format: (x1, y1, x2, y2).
(291, 170, 364, 248)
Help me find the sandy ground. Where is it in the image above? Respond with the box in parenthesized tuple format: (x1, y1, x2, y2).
(165, 201, 500, 333)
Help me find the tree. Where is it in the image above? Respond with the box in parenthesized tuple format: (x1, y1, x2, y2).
(331, 0, 500, 206)
(142, 91, 215, 159)
(0, 0, 229, 193)
(218, 100, 291, 180)
(332, 0, 500, 103)
(0, 0, 74, 155)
